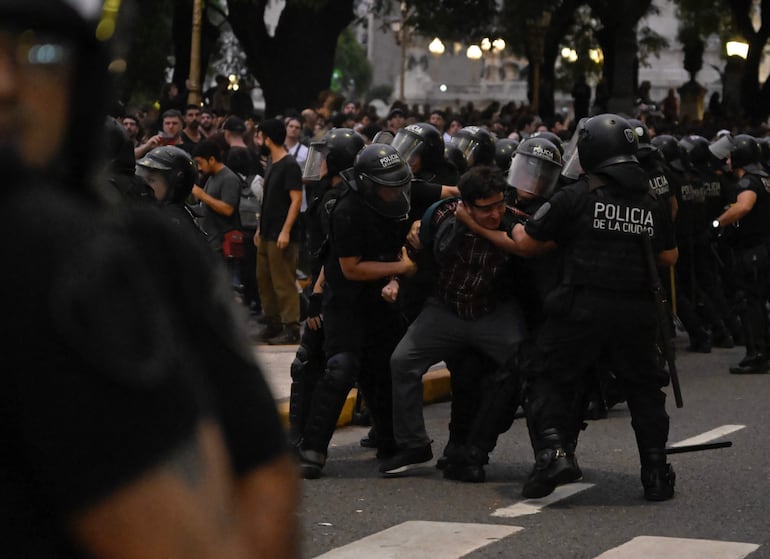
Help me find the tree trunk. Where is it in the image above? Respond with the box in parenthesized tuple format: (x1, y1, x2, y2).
(227, 0, 354, 117)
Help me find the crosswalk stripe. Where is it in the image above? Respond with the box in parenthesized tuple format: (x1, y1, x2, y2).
(670, 425, 745, 448)
(490, 482, 594, 518)
(312, 520, 522, 558)
(593, 536, 760, 558)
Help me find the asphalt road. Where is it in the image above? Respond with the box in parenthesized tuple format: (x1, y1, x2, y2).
(296, 339, 770, 559)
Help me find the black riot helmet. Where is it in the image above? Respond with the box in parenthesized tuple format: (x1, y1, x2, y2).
(708, 133, 734, 172)
(0, 0, 111, 190)
(391, 122, 445, 172)
(730, 134, 762, 171)
(450, 126, 496, 167)
(627, 118, 655, 157)
(340, 144, 413, 219)
(507, 137, 563, 199)
(577, 113, 638, 174)
(494, 139, 520, 172)
(757, 136, 770, 170)
(303, 128, 364, 181)
(679, 135, 711, 172)
(136, 146, 196, 203)
(530, 131, 564, 156)
(444, 144, 468, 176)
(651, 134, 686, 171)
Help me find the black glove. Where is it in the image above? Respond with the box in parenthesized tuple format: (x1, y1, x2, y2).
(307, 293, 323, 319)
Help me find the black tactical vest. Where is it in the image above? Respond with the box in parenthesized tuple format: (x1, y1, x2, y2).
(563, 178, 657, 293)
(733, 171, 770, 248)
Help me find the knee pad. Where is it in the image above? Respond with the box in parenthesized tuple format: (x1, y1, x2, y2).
(290, 344, 312, 380)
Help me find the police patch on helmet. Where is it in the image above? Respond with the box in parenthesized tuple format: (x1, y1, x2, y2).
(624, 129, 635, 143)
(379, 153, 401, 168)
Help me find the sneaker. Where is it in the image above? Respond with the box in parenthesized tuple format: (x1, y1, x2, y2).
(298, 449, 326, 480)
(521, 448, 580, 499)
(641, 463, 675, 501)
(379, 445, 433, 476)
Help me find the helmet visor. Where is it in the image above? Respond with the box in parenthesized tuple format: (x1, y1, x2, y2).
(360, 175, 411, 219)
(560, 128, 582, 179)
(391, 130, 423, 163)
(709, 135, 734, 162)
(302, 143, 327, 182)
(507, 154, 561, 199)
(450, 135, 478, 166)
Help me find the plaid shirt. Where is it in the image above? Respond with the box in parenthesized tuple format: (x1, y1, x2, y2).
(431, 200, 510, 320)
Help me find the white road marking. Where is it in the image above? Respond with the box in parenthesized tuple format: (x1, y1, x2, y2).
(594, 536, 760, 558)
(670, 425, 745, 448)
(490, 483, 594, 518)
(312, 520, 521, 559)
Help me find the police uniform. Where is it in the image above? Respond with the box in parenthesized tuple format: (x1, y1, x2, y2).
(519, 114, 677, 502)
(724, 164, 770, 372)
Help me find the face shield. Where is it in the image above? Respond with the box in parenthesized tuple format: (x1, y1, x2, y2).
(709, 135, 734, 162)
(507, 153, 562, 199)
(450, 135, 479, 166)
(561, 120, 584, 180)
(391, 130, 423, 163)
(341, 168, 412, 219)
(302, 141, 327, 182)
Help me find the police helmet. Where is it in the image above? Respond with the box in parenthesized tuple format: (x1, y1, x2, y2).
(530, 131, 564, 156)
(731, 134, 761, 171)
(391, 122, 445, 171)
(494, 139, 520, 172)
(303, 128, 364, 181)
(444, 144, 468, 176)
(626, 118, 656, 158)
(757, 137, 770, 170)
(340, 144, 412, 219)
(651, 134, 686, 171)
(577, 113, 638, 174)
(1, 0, 110, 187)
(136, 146, 196, 203)
(450, 126, 496, 167)
(679, 135, 711, 172)
(507, 138, 563, 199)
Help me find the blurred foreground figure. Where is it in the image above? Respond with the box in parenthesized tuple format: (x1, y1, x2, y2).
(0, 1, 299, 557)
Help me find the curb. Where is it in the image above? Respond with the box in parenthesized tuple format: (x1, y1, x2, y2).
(276, 368, 451, 429)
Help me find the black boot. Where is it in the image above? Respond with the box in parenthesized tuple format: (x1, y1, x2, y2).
(730, 354, 770, 374)
(640, 449, 675, 501)
(443, 445, 488, 483)
(267, 322, 301, 345)
(522, 429, 580, 499)
(687, 327, 712, 353)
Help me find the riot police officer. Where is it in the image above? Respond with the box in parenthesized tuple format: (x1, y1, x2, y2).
(714, 134, 770, 374)
(288, 128, 365, 450)
(507, 114, 678, 501)
(297, 144, 416, 478)
(136, 145, 202, 236)
(494, 138, 520, 174)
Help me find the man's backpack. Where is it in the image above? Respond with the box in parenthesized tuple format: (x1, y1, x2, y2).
(239, 174, 262, 229)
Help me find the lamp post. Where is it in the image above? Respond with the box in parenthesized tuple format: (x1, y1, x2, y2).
(390, 1, 409, 102)
(187, 0, 203, 105)
(526, 11, 551, 115)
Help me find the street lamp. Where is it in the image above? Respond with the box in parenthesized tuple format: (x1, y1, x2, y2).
(726, 40, 749, 59)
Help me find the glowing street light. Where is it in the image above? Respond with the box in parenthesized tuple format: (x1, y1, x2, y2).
(726, 40, 749, 59)
(466, 44, 482, 60)
(429, 37, 445, 55)
(492, 38, 506, 52)
(561, 47, 578, 62)
(589, 48, 604, 64)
